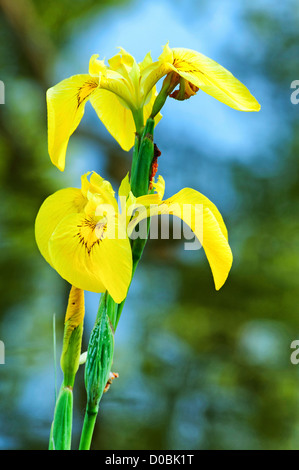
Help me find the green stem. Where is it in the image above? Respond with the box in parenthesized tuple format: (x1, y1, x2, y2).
(150, 72, 179, 119)
(129, 133, 141, 190)
(132, 108, 144, 136)
(79, 408, 98, 450)
(130, 118, 155, 197)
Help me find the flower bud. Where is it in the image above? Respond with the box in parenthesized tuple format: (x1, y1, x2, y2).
(84, 293, 114, 413)
(60, 286, 85, 388)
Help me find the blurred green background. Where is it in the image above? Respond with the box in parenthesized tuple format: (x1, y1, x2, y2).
(1, 0, 299, 450)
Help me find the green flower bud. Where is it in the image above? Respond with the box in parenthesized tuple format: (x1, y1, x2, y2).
(84, 293, 115, 414)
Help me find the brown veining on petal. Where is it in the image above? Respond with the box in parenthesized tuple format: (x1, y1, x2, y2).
(74, 217, 107, 255)
(77, 80, 98, 108)
(173, 57, 205, 76)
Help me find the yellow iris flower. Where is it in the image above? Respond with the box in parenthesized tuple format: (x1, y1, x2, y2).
(35, 172, 132, 303)
(47, 44, 260, 172)
(47, 48, 162, 171)
(35, 171, 232, 301)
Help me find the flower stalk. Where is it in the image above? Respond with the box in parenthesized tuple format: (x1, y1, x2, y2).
(150, 72, 179, 119)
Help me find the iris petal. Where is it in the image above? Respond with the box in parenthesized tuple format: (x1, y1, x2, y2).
(170, 47, 260, 111)
(129, 186, 232, 290)
(48, 213, 132, 303)
(35, 187, 86, 266)
(47, 74, 99, 171)
(90, 88, 136, 151)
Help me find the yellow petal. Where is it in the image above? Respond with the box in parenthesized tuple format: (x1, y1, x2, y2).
(89, 54, 106, 76)
(159, 42, 173, 63)
(140, 60, 172, 102)
(85, 171, 118, 212)
(134, 194, 161, 207)
(169, 48, 260, 111)
(109, 48, 141, 93)
(48, 213, 132, 303)
(134, 175, 165, 207)
(35, 188, 86, 266)
(90, 88, 136, 151)
(109, 48, 135, 71)
(164, 188, 228, 240)
(139, 51, 153, 72)
(152, 175, 165, 200)
(163, 188, 233, 289)
(118, 173, 131, 200)
(129, 187, 232, 290)
(100, 68, 135, 107)
(47, 74, 99, 171)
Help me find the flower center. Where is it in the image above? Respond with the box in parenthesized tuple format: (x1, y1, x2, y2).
(76, 217, 107, 254)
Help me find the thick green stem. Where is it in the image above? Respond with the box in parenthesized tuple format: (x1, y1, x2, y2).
(79, 408, 98, 450)
(132, 108, 144, 136)
(113, 118, 155, 327)
(130, 118, 155, 197)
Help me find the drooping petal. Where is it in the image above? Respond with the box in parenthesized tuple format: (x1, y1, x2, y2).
(47, 74, 99, 171)
(129, 187, 232, 290)
(90, 88, 136, 151)
(169, 47, 260, 111)
(35, 188, 86, 266)
(164, 188, 228, 240)
(48, 213, 132, 303)
(162, 189, 232, 289)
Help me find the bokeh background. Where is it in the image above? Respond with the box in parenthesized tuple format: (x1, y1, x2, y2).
(1, 0, 299, 450)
